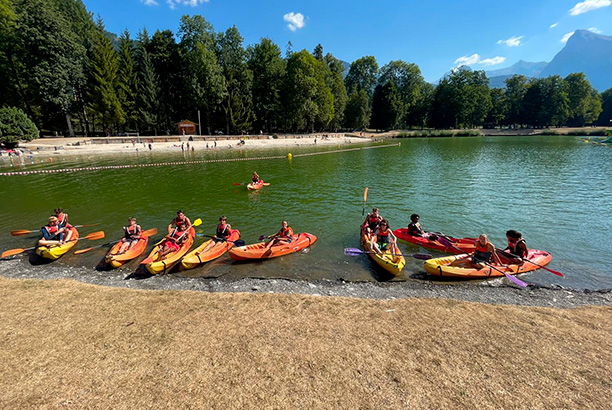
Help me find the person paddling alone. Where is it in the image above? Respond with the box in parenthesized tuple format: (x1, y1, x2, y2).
(200, 216, 233, 254)
(252, 171, 260, 183)
(118, 217, 142, 254)
(264, 221, 294, 252)
(39, 216, 73, 246)
(168, 210, 192, 234)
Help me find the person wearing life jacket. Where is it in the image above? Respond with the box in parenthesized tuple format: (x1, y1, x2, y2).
(38, 216, 72, 246)
(54, 207, 71, 229)
(407, 214, 440, 241)
(362, 207, 383, 235)
(200, 216, 234, 253)
(168, 210, 192, 234)
(373, 219, 399, 259)
(451, 234, 502, 269)
(252, 171, 260, 183)
(118, 217, 142, 254)
(264, 221, 294, 251)
(503, 230, 528, 264)
(159, 223, 189, 257)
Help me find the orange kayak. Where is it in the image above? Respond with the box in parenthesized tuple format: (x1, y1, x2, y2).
(246, 180, 265, 190)
(393, 228, 477, 254)
(181, 229, 241, 269)
(141, 227, 195, 274)
(229, 233, 317, 261)
(105, 237, 149, 268)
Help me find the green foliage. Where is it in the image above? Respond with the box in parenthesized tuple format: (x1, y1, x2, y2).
(378, 60, 425, 127)
(486, 88, 507, 127)
(370, 81, 401, 130)
(323, 52, 347, 131)
(504, 75, 528, 126)
(565, 73, 602, 126)
(345, 56, 378, 99)
(522, 76, 569, 127)
(596, 88, 612, 126)
(344, 87, 370, 130)
(117, 30, 138, 130)
(0, 106, 39, 144)
(135, 30, 159, 132)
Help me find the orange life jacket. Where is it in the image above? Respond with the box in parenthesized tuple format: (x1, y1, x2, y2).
(279, 227, 293, 238)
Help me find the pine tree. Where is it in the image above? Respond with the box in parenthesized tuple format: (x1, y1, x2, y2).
(135, 30, 159, 133)
(117, 30, 139, 131)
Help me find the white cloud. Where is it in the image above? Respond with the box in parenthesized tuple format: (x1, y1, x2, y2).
(549, 22, 558, 28)
(166, 0, 209, 9)
(454, 54, 506, 67)
(496, 35, 523, 47)
(588, 27, 603, 33)
(480, 56, 507, 66)
(569, 0, 611, 16)
(283, 12, 305, 31)
(561, 31, 575, 43)
(141, 0, 158, 5)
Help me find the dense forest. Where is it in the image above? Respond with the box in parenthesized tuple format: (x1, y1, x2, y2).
(1, 0, 611, 138)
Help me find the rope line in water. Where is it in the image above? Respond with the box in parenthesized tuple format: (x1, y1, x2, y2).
(0, 143, 400, 177)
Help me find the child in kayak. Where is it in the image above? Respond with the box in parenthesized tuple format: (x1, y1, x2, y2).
(264, 221, 294, 251)
(200, 216, 233, 253)
(159, 223, 189, 257)
(502, 230, 528, 263)
(168, 210, 192, 234)
(118, 217, 142, 254)
(373, 219, 399, 259)
(54, 207, 70, 228)
(451, 234, 502, 269)
(362, 207, 383, 235)
(252, 171, 260, 183)
(406, 214, 440, 241)
(38, 216, 73, 246)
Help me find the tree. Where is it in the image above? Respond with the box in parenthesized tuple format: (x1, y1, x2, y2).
(0, 106, 38, 145)
(565, 73, 602, 126)
(486, 88, 507, 127)
(522, 76, 569, 127)
(117, 30, 139, 131)
(344, 86, 370, 130)
(370, 81, 401, 130)
(87, 18, 125, 133)
(596, 88, 612, 126)
(504, 75, 528, 127)
(313, 43, 323, 61)
(378, 60, 425, 127)
(324, 53, 348, 131)
(345, 56, 378, 99)
(247, 38, 285, 132)
(135, 30, 159, 133)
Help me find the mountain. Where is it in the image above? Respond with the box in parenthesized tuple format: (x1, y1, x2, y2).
(486, 60, 548, 78)
(540, 29, 612, 91)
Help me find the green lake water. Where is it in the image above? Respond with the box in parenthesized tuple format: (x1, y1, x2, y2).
(1, 135, 611, 290)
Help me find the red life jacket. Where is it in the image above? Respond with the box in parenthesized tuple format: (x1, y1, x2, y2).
(475, 241, 490, 253)
(279, 227, 293, 238)
(377, 227, 390, 237)
(217, 223, 229, 238)
(57, 213, 68, 227)
(174, 217, 187, 227)
(44, 225, 60, 235)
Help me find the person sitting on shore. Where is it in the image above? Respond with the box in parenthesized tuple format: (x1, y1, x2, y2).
(362, 207, 383, 236)
(200, 216, 233, 254)
(118, 217, 142, 254)
(264, 221, 294, 252)
(168, 210, 191, 234)
(252, 171, 260, 183)
(450, 234, 502, 269)
(502, 230, 528, 264)
(159, 224, 189, 257)
(39, 216, 72, 246)
(372, 219, 399, 259)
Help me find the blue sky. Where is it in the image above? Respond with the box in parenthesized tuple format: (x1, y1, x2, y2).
(84, 0, 612, 82)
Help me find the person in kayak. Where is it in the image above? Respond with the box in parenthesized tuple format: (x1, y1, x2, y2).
(373, 219, 399, 259)
(362, 207, 383, 235)
(200, 216, 233, 253)
(264, 221, 294, 251)
(159, 223, 189, 257)
(118, 217, 142, 254)
(502, 230, 528, 263)
(406, 214, 440, 241)
(451, 234, 502, 269)
(54, 207, 70, 228)
(38, 216, 73, 246)
(168, 210, 192, 234)
(252, 171, 260, 183)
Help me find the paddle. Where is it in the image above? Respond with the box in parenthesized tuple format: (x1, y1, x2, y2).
(437, 236, 528, 288)
(74, 228, 158, 255)
(362, 187, 369, 216)
(142, 219, 203, 264)
(2, 231, 106, 258)
(344, 248, 432, 260)
(195, 233, 246, 247)
(11, 223, 100, 236)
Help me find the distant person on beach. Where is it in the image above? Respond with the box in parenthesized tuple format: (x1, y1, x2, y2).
(118, 217, 142, 254)
(168, 210, 192, 234)
(148, 143, 152, 150)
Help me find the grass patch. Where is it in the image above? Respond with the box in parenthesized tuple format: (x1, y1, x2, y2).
(0, 277, 611, 409)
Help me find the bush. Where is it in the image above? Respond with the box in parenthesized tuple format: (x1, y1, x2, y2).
(567, 130, 589, 136)
(0, 107, 39, 146)
(454, 130, 480, 137)
(588, 130, 609, 136)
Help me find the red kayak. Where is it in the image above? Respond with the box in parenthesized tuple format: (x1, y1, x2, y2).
(393, 228, 477, 254)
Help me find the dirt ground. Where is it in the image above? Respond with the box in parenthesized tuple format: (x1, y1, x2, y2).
(0, 277, 610, 409)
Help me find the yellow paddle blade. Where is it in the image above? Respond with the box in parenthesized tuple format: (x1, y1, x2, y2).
(74, 247, 94, 255)
(193, 218, 202, 227)
(2, 248, 29, 258)
(84, 231, 105, 240)
(10, 230, 35, 236)
(364, 187, 369, 202)
(142, 228, 158, 237)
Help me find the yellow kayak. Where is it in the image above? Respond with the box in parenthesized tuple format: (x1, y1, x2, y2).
(141, 227, 195, 275)
(36, 227, 79, 260)
(361, 233, 405, 276)
(181, 229, 240, 270)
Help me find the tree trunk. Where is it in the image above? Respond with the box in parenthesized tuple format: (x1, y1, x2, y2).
(66, 114, 75, 137)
